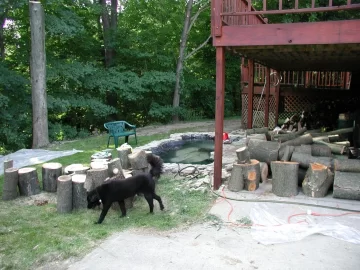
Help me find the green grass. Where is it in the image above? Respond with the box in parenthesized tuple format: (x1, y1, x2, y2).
(0, 128, 216, 270)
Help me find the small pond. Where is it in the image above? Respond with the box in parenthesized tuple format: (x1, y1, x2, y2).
(158, 140, 214, 165)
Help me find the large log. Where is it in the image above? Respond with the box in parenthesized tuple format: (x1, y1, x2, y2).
(246, 133, 268, 142)
(3, 159, 13, 174)
(309, 127, 354, 138)
(311, 145, 332, 157)
(271, 161, 299, 197)
(333, 171, 360, 200)
(228, 163, 244, 191)
(312, 135, 340, 143)
(42, 162, 62, 192)
(128, 150, 148, 169)
(274, 127, 307, 142)
(279, 134, 313, 157)
(247, 139, 280, 164)
(2, 168, 19, 200)
(18, 167, 41, 196)
(228, 160, 260, 192)
(280, 145, 295, 161)
(236, 146, 250, 164)
(302, 163, 334, 198)
(117, 145, 132, 169)
(57, 175, 72, 213)
(245, 127, 269, 136)
(72, 174, 87, 210)
(333, 159, 360, 173)
(294, 145, 312, 155)
(84, 168, 109, 192)
(313, 140, 347, 155)
(290, 152, 332, 169)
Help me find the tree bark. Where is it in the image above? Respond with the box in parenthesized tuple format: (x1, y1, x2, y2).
(18, 167, 41, 196)
(72, 174, 87, 210)
(274, 127, 307, 142)
(302, 163, 334, 198)
(0, 14, 5, 60)
(84, 168, 109, 192)
(291, 152, 332, 169)
(280, 145, 295, 161)
(333, 159, 360, 173)
(117, 146, 132, 169)
(333, 171, 360, 200)
(247, 139, 280, 164)
(107, 158, 125, 178)
(100, 0, 117, 68)
(228, 159, 260, 192)
(308, 127, 353, 138)
(128, 150, 148, 170)
(313, 140, 347, 155)
(57, 175, 72, 213)
(2, 168, 19, 200)
(42, 162, 62, 192)
(279, 134, 313, 157)
(271, 161, 299, 197)
(236, 146, 250, 164)
(29, 1, 49, 148)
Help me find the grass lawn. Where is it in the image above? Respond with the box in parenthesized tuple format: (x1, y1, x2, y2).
(0, 128, 216, 270)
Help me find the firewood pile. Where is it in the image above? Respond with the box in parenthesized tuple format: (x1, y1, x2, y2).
(229, 125, 360, 201)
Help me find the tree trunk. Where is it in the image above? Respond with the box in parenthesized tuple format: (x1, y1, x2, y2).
(42, 162, 62, 192)
(302, 163, 334, 198)
(172, 0, 193, 122)
(18, 167, 41, 196)
(247, 139, 280, 164)
(271, 161, 299, 197)
(72, 174, 87, 210)
(333, 171, 360, 200)
(29, 1, 49, 148)
(57, 175, 72, 213)
(100, 0, 117, 68)
(0, 14, 5, 60)
(2, 168, 19, 200)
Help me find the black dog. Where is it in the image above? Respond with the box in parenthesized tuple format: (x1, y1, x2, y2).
(87, 154, 165, 224)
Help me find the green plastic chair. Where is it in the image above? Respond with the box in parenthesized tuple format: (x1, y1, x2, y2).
(104, 121, 137, 148)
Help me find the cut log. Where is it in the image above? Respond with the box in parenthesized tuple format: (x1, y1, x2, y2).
(228, 160, 260, 192)
(313, 140, 347, 155)
(290, 152, 332, 169)
(247, 139, 280, 164)
(57, 175, 72, 213)
(302, 163, 334, 198)
(107, 158, 126, 178)
(246, 133, 268, 142)
(72, 174, 87, 210)
(312, 135, 340, 143)
(271, 161, 299, 197)
(3, 159, 13, 174)
(311, 145, 332, 157)
(236, 146, 250, 164)
(333, 171, 360, 200)
(259, 162, 268, 183)
(84, 168, 109, 192)
(279, 134, 313, 157)
(117, 145, 132, 169)
(334, 141, 350, 147)
(280, 145, 295, 161)
(309, 127, 354, 138)
(274, 127, 307, 142)
(298, 168, 307, 186)
(18, 167, 41, 196)
(128, 150, 148, 169)
(294, 145, 312, 155)
(42, 162, 62, 192)
(333, 159, 360, 173)
(90, 161, 108, 169)
(245, 127, 269, 136)
(2, 168, 19, 200)
(64, 164, 90, 175)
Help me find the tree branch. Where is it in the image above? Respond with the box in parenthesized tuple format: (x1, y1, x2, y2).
(184, 34, 211, 61)
(188, 2, 210, 34)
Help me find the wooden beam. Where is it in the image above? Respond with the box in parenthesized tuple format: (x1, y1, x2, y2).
(213, 0, 222, 37)
(264, 67, 270, 127)
(247, 59, 254, 129)
(216, 20, 360, 46)
(214, 46, 225, 190)
(274, 76, 280, 126)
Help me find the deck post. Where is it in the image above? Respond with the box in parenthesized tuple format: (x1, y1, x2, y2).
(264, 66, 270, 127)
(275, 72, 280, 127)
(214, 46, 225, 190)
(247, 59, 254, 128)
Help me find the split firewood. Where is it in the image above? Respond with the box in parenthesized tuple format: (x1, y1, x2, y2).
(117, 145, 132, 169)
(333, 171, 360, 200)
(271, 161, 299, 197)
(302, 163, 334, 198)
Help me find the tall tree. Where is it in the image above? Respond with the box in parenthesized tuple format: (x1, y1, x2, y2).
(29, 0, 49, 148)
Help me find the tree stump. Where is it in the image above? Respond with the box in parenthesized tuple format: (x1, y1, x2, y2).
(290, 152, 332, 169)
(64, 164, 90, 175)
(228, 160, 260, 192)
(84, 168, 109, 192)
(128, 150, 148, 170)
(117, 145, 132, 169)
(333, 159, 360, 173)
(259, 162, 268, 183)
(57, 175, 72, 213)
(42, 162, 62, 192)
(333, 172, 360, 200)
(3, 159, 13, 174)
(2, 168, 19, 200)
(236, 146, 250, 164)
(72, 174, 87, 210)
(247, 139, 280, 164)
(18, 167, 41, 196)
(107, 158, 126, 178)
(280, 145, 295, 161)
(302, 163, 334, 198)
(271, 161, 299, 197)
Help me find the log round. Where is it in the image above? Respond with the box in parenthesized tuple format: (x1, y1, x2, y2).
(247, 139, 279, 164)
(302, 163, 334, 198)
(280, 145, 295, 161)
(290, 152, 332, 169)
(128, 150, 148, 169)
(271, 161, 299, 197)
(2, 168, 19, 200)
(107, 158, 126, 178)
(333, 159, 360, 173)
(236, 146, 251, 164)
(3, 159, 13, 174)
(72, 174, 87, 210)
(333, 171, 360, 200)
(57, 175, 73, 213)
(84, 168, 109, 192)
(259, 162, 268, 183)
(117, 146, 132, 169)
(228, 160, 260, 192)
(228, 163, 244, 192)
(64, 164, 90, 175)
(42, 162, 62, 192)
(279, 134, 313, 157)
(18, 167, 41, 196)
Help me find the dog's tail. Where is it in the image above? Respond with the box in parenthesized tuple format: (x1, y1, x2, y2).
(147, 154, 164, 179)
